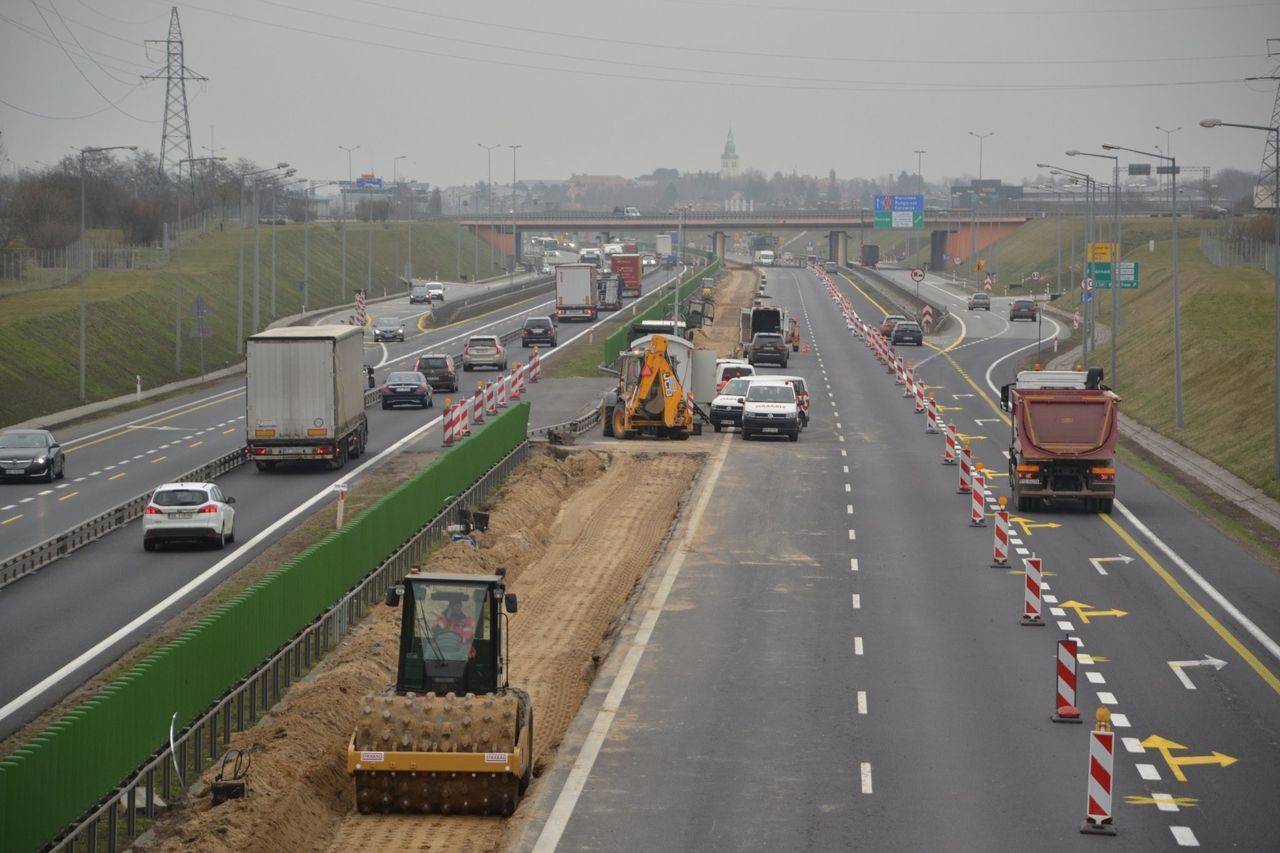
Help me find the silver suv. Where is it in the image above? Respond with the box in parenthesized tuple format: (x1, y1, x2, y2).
(462, 335, 507, 371)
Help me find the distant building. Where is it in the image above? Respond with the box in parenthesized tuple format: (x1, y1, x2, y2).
(720, 129, 739, 180)
(950, 179, 1023, 207)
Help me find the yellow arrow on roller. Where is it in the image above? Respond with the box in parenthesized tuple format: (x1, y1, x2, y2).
(1058, 600, 1128, 624)
(1139, 734, 1238, 782)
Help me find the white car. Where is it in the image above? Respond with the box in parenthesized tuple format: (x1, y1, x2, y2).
(709, 376, 756, 432)
(740, 382, 800, 442)
(143, 481, 236, 551)
(425, 282, 446, 302)
(714, 359, 754, 394)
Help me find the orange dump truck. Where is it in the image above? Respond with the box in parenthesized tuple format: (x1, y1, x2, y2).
(999, 368, 1120, 514)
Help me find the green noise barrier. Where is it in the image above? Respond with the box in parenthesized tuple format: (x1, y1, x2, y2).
(0, 403, 529, 853)
(603, 257, 722, 366)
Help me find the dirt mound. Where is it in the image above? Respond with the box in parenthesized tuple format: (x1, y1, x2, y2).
(137, 447, 701, 853)
(690, 261, 757, 358)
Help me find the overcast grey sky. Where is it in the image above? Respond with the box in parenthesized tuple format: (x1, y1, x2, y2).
(1, 0, 1277, 190)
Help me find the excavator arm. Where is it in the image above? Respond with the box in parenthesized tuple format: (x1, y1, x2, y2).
(609, 335, 693, 439)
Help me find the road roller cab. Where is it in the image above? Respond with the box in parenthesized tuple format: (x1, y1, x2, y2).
(348, 570, 533, 815)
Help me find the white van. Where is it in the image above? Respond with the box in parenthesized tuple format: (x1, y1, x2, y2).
(754, 250, 775, 267)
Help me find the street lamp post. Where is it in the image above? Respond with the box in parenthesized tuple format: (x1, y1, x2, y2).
(393, 155, 409, 282)
(1103, 142, 1182, 427)
(912, 148, 926, 261)
(271, 175, 305, 319)
(237, 162, 289, 353)
(338, 144, 359, 216)
(302, 180, 337, 315)
(1201, 118, 1280, 476)
(508, 144, 521, 282)
(478, 144, 500, 271)
(1041, 163, 1096, 365)
(1155, 126, 1182, 211)
(176, 155, 226, 374)
(1068, 149, 1121, 391)
(78, 144, 137, 401)
(252, 167, 293, 337)
(969, 132, 993, 276)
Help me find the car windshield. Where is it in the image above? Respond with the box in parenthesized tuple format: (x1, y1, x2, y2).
(387, 372, 422, 384)
(973, 293, 989, 301)
(721, 378, 751, 396)
(469, 338, 498, 347)
(721, 366, 753, 381)
(376, 318, 399, 328)
(526, 320, 550, 330)
(1015, 301, 1036, 309)
(418, 357, 447, 369)
(0, 433, 48, 449)
(411, 286, 428, 295)
(897, 323, 920, 331)
(746, 384, 796, 403)
(885, 316, 905, 324)
(153, 488, 210, 507)
(754, 335, 783, 344)
(427, 283, 444, 291)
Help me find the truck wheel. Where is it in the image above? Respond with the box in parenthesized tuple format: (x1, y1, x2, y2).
(601, 404, 615, 437)
(1098, 499, 1114, 515)
(331, 445, 348, 470)
(1015, 494, 1032, 513)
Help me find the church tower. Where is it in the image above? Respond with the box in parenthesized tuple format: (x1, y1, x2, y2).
(720, 129, 739, 179)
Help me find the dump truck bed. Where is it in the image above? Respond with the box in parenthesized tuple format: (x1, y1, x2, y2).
(1013, 389, 1119, 459)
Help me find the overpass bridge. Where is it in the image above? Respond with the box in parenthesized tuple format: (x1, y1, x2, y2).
(457, 210, 1029, 269)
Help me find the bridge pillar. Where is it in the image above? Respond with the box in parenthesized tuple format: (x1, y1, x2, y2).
(828, 231, 848, 267)
(712, 231, 727, 261)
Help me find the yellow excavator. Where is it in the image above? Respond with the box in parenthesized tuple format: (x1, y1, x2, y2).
(347, 569, 532, 815)
(600, 334, 699, 439)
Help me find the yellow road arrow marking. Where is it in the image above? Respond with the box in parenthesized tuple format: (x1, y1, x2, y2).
(1138, 735, 1237, 782)
(1058, 600, 1128, 624)
(1007, 569, 1058, 577)
(1008, 517, 1062, 536)
(956, 433, 988, 443)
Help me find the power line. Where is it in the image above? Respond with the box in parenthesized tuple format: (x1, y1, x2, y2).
(0, 11, 153, 74)
(354, 0, 1265, 67)
(46, 0, 135, 85)
(160, 0, 1247, 94)
(672, 0, 1277, 16)
(28, 0, 152, 121)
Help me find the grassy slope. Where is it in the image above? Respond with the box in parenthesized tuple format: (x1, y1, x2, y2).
(0, 222, 504, 425)
(972, 215, 1278, 501)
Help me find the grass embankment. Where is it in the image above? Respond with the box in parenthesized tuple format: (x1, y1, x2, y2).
(0, 222, 502, 425)
(975, 215, 1280, 507)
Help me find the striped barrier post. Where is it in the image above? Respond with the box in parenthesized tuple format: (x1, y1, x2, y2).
(471, 386, 485, 425)
(459, 398, 471, 436)
(1021, 555, 1046, 627)
(1053, 637, 1083, 723)
(485, 381, 498, 415)
(496, 373, 509, 409)
(1081, 708, 1117, 835)
(510, 363, 523, 400)
(895, 355, 906, 384)
(926, 394, 941, 434)
(442, 400, 455, 446)
(903, 362, 915, 397)
(958, 444, 973, 494)
(943, 421, 958, 464)
(530, 346, 542, 382)
(914, 381, 927, 414)
(969, 466, 987, 527)
(884, 344, 896, 373)
(991, 500, 1011, 566)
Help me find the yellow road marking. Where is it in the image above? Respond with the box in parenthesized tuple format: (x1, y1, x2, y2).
(1007, 568, 1059, 577)
(1138, 734, 1237, 782)
(57, 491, 78, 501)
(1100, 513, 1280, 695)
(1058, 599, 1128, 623)
(222, 428, 236, 435)
(1, 514, 23, 525)
(150, 455, 167, 464)
(189, 440, 204, 448)
(108, 472, 126, 481)
(1007, 517, 1061, 535)
(67, 394, 243, 453)
(1125, 795, 1199, 808)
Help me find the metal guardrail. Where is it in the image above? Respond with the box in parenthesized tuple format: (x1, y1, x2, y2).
(0, 447, 248, 591)
(528, 405, 602, 441)
(48, 440, 532, 853)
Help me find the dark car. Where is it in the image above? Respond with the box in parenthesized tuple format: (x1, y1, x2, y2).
(381, 370, 433, 409)
(373, 316, 405, 342)
(748, 332, 789, 367)
(968, 292, 991, 311)
(409, 284, 431, 304)
(891, 320, 923, 346)
(414, 353, 460, 392)
(0, 429, 65, 482)
(521, 316, 557, 348)
(1009, 299, 1039, 321)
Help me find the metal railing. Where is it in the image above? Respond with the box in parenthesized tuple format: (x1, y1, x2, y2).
(1200, 228, 1278, 275)
(528, 405, 602, 441)
(0, 447, 247, 591)
(48, 439, 531, 853)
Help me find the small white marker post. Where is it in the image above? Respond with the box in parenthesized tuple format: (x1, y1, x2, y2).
(334, 482, 350, 529)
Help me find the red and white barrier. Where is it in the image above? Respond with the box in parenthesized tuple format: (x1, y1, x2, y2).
(496, 373, 508, 409)
(903, 362, 915, 398)
(1081, 712, 1117, 835)
(969, 467, 987, 527)
(958, 444, 973, 494)
(485, 381, 498, 415)
(991, 505, 1010, 566)
(943, 421, 958, 465)
(1021, 555, 1046, 627)
(509, 363, 523, 400)
(894, 356, 905, 385)
(926, 395, 941, 434)
(471, 387, 485, 425)
(442, 402, 456, 446)
(914, 380, 927, 414)
(529, 346, 542, 382)
(1053, 637, 1083, 723)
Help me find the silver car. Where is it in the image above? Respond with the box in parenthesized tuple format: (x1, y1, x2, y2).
(462, 335, 507, 371)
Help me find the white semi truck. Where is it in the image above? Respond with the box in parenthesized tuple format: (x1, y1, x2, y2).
(245, 325, 369, 471)
(555, 263, 599, 321)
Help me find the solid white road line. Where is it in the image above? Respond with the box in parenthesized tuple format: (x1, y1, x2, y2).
(1116, 499, 1280, 663)
(531, 431, 730, 853)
